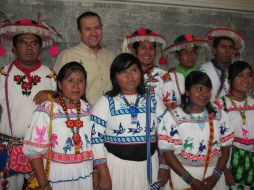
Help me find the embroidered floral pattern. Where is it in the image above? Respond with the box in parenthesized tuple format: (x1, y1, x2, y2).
(9, 144, 33, 173)
(14, 74, 41, 96)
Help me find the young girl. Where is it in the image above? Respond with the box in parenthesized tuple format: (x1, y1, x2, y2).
(215, 61, 254, 190)
(158, 71, 234, 190)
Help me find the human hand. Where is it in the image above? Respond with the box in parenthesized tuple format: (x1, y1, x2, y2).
(33, 90, 54, 105)
(191, 179, 207, 190)
(202, 175, 217, 190)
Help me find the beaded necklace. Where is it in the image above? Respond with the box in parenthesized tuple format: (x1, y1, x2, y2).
(120, 94, 140, 124)
(59, 96, 83, 154)
(228, 95, 248, 126)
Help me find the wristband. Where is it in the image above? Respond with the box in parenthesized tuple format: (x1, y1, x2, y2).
(159, 163, 170, 170)
(181, 171, 194, 185)
(39, 180, 50, 190)
(212, 167, 223, 181)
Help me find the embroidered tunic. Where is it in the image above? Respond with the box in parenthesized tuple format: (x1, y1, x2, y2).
(23, 100, 93, 190)
(0, 63, 56, 138)
(200, 62, 229, 101)
(168, 71, 185, 106)
(215, 96, 254, 189)
(91, 93, 167, 190)
(144, 67, 176, 108)
(158, 107, 234, 190)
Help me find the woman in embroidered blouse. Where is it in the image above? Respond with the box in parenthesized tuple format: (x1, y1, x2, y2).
(91, 53, 169, 190)
(214, 61, 254, 190)
(23, 62, 93, 190)
(158, 71, 234, 190)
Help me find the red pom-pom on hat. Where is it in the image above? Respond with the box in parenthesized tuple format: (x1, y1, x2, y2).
(0, 43, 6, 57)
(49, 42, 60, 57)
(158, 56, 168, 65)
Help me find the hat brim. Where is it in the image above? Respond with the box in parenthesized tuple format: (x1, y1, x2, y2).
(206, 28, 245, 50)
(164, 39, 210, 53)
(0, 24, 51, 41)
(126, 35, 166, 50)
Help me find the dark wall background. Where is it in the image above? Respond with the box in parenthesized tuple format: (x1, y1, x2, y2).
(1, 0, 254, 69)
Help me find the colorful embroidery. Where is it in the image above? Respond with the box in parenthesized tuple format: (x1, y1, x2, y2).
(158, 134, 182, 145)
(180, 149, 221, 163)
(13, 74, 41, 96)
(34, 126, 46, 143)
(51, 134, 58, 148)
(104, 134, 157, 144)
(46, 150, 93, 163)
(113, 123, 126, 135)
(0, 66, 7, 76)
(128, 121, 143, 135)
(63, 137, 74, 153)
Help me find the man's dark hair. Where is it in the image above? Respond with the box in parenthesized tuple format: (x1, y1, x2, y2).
(77, 11, 102, 31)
(213, 36, 235, 49)
(13, 34, 42, 47)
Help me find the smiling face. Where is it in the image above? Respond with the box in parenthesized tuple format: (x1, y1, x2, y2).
(78, 16, 102, 52)
(58, 70, 86, 101)
(186, 84, 211, 112)
(116, 64, 142, 95)
(135, 41, 156, 69)
(230, 67, 253, 98)
(13, 34, 42, 67)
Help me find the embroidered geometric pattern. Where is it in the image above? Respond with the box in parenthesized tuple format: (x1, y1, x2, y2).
(180, 149, 221, 163)
(93, 158, 107, 166)
(106, 95, 156, 116)
(46, 150, 93, 163)
(91, 115, 107, 128)
(91, 137, 104, 144)
(23, 141, 49, 148)
(158, 134, 182, 145)
(104, 135, 157, 144)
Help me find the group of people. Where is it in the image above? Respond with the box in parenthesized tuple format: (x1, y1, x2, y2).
(0, 10, 253, 190)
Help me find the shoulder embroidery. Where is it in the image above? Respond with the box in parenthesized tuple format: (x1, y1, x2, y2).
(0, 66, 7, 76)
(46, 69, 57, 80)
(161, 72, 172, 82)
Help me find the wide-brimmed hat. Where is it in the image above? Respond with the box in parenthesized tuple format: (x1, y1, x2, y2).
(206, 28, 244, 52)
(165, 33, 210, 53)
(0, 14, 61, 57)
(122, 28, 166, 54)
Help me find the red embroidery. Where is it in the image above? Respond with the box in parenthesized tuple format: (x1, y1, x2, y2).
(13, 74, 41, 96)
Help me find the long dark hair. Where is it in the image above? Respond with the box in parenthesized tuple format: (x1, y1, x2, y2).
(105, 53, 146, 97)
(181, 71, 216, 114)
(56, 61, 87, 101)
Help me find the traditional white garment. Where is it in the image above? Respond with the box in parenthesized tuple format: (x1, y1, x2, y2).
(91, 93, 167, 190)
(0, 63, 56, 138)
(158, 107, 234, 190)
(0, 62, 56, 190)
(168, 71, 185, 106)
(215, 96, 254, 190)
(23, 100, 93, 190)
(144, 67, 176, 108)
(200, 62, 229, 101)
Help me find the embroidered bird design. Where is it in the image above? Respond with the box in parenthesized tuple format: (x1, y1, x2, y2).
(113, 123, 126, 135)
(170, 125, 178, 137)
(183, 137, 194, 150)
(63, 137, 74, 153)
(34, 126, 46, 143)
(128, 121, 142, 135)
(198, 140, 207, 154)
(84, 134, 90, 148)
(242, 127, 249, 138)
(219, 122, 228, 135)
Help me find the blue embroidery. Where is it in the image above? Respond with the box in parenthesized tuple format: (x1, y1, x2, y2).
(105, 135, 157, 143)
(198, 140, 207, 155)
(91, 124, 96, 136)
(91, 137, 104, 144)
(157, 110, 167, 124)
(84, 134, 90, 148)
(113, 123, 126, 135)
(219, 122, 228, 135)
(128, 121, 143, 135)
(170, 125, 178, 137)
(63, 137, 73, 153)
(93, 159, 106, 166)
(50, 172, 92, 183)
(91, 115, 107, 128)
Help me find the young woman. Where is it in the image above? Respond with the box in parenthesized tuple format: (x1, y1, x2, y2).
(158, 71, 234, 190)
(214, 61, 254, 190)
(91, 53, 169, 190)
(123, 28, 176, 109)
(23, 62, 93, 190)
